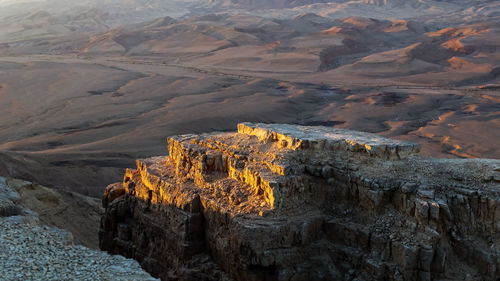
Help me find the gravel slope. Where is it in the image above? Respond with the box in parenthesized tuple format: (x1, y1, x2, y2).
(0, 176, 158, 281)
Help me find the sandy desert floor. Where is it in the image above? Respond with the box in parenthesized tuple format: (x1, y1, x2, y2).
(0, 1, 499, 196)
(0, 53, 498, 196)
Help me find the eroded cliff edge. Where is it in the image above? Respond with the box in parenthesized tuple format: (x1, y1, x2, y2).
(100, 123, 500, 281)
(0, 177, 157, 280)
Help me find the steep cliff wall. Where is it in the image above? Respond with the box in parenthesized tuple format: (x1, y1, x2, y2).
(100, 123, 500, 281)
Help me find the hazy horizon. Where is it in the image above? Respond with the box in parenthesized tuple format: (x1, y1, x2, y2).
(0, 1, 498, 280)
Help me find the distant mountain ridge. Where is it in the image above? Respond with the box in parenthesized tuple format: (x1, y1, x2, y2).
(0, 0, 496, 24)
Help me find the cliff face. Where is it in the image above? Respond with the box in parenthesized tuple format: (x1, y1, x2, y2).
(100, 123, 500, 281)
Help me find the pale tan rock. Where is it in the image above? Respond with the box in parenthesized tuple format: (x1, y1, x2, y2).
(100, 123, 500, 281)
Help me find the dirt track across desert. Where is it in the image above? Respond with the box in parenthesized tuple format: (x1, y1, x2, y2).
(0, 53, 498, 196)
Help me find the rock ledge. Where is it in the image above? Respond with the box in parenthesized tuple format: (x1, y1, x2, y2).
(0, 176, 158, 281)
(100, 123, 500, 281)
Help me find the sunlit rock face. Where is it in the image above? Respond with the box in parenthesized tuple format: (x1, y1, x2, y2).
(100, 123, 500, 281)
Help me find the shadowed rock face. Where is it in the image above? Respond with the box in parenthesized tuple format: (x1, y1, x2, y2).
(100, 123, 500, 281)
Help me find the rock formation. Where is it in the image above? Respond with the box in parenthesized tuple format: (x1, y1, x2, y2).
(0, 176, 158, 280)
(3, 177, 103, 248)
(100, 122, 500, 281)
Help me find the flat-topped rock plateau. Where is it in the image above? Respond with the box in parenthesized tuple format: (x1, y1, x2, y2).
(100, 123, 500, 281)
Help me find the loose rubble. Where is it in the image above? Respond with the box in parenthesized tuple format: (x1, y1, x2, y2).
(100, 123, 500, 281)
(0, 176, 158, 281)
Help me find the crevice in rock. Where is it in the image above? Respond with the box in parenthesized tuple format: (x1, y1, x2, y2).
(99, 123, 500, 281)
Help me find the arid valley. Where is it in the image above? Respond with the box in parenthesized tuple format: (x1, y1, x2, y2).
(0, 1, 499, 280)
(1, 0, 499, 196)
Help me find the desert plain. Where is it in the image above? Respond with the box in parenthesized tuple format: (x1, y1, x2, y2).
(0, 0, 499, 196)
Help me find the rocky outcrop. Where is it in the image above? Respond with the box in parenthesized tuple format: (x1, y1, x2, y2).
(0, 176, 158, 280)
(3, 177, 103, 248)
(100, 123, 500, 281)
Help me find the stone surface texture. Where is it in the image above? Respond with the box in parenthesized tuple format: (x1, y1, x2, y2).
(100, 123, 500, 281)
(0, 176, 158, 281)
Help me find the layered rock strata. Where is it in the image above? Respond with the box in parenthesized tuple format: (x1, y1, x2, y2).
(100, 123, 500, 281)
